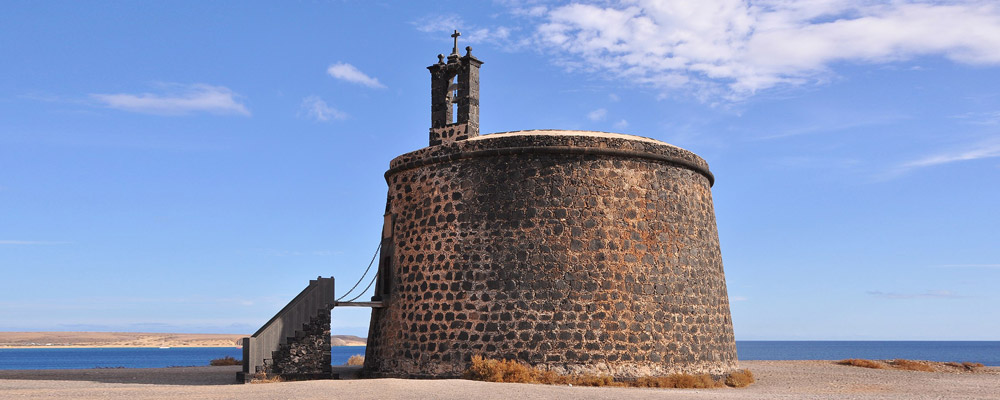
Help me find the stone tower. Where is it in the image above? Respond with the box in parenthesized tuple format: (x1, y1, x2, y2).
(427, 30, 482, 146)
(364, 35, 738, 379)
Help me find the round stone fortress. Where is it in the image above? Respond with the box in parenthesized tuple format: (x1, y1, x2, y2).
(365, 130, 737, 378)
(363, 38, 736, 379)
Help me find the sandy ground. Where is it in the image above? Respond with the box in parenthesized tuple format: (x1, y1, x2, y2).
(0, 332, 367, 348)
(0, 361, 997, 400)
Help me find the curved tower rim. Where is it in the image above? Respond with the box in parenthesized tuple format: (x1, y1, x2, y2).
(386, 130, 715, 186)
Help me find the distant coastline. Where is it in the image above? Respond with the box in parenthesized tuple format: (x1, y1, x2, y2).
(0, 332, 366, 348)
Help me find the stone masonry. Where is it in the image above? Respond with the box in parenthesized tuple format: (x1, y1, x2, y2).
(270, 307, 333, 377)
(365, 130, 738, 378)
(427, 31, 482, 146)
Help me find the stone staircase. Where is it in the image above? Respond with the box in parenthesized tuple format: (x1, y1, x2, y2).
(239, 277, 337, 382)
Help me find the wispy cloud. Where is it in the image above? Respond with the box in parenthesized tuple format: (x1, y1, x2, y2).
(299, 96, 348, 122)
(613, 119, 629, 129)
(768, 156, 861, 169)
(91, 83, 250, 116)
(867, 290, 965, 299)
(870, 135, 1000, 180)
(934, 264, 1000, 269)
(524, 0, 1000, 101)
(587, 108, 607, 121)
(952, 111, 1000, 125)
(412, 14, 524, 51)
(753, 113, 909, 140)
(0, 240, 67, 245)
(891, 139, 1000, 176)
(327, 63, 386, 89)
(414, 14, 465, 34)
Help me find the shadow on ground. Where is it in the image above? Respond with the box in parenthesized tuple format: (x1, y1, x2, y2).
(0, 365, 241, 386)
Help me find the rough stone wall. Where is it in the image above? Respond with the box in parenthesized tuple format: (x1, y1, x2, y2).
(429, 124, 472, 146)
(270, 307, 332, 376)
(366, 131, 737, 378)
(427, 50, 482, 145)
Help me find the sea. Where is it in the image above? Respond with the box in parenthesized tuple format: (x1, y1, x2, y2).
(0, 342, 996, 370)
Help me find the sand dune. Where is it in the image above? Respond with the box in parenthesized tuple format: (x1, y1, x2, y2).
(0, 332, 366, 348)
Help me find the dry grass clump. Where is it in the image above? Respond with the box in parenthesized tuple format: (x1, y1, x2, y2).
(838, 359, 888, 369)
(249, 372, 284, 384)
(724, 369, 756, 388)
(209, 356, 242, 366)
(463, 355, 751, 389)
(346, 354, 365, 366)
(839, 358, 986, 373)
(945, 361, 985, 371)
(889, 359, 935, 372)
(633, 374, 724, 388)
(464, 356, 538, 383)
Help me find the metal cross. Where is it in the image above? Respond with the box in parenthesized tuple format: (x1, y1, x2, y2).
(451, 30, 461, 55)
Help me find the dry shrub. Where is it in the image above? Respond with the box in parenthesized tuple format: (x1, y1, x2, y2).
(568, 375, 617, 387)
(464, 355, 537, 383)
(249, 372, 283, 384)
(633, 374, 724, 388)
(346, 355, 365, 366)
(945, 361, 985, 371)
(838, 359, 887, 369)
(890, 359, 935, 372)
(724, 369, 755, 388)
(209, 356, 242, 366)
(533, 369, 568, 385)
(840, 359, 985, 373)
(464, 356, 747, 389)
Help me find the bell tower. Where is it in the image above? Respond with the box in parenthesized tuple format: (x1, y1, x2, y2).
(427, 30, 483, 146)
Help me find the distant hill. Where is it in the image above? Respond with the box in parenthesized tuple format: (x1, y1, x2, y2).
(0, 332, 244, 348)
(0, 332, 367, 348)
(331, 335, 367, 346)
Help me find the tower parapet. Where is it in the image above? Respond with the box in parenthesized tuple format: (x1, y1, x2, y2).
(427, 30, 483, 146)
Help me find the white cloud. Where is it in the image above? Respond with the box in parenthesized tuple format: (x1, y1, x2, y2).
(608, 93, 620, 102)
(414, 14, 465, 34)
(613, 119, 629, 129)
(91, 83, 250, 116)
(327, 63, 386, 89)
(517, 6, 549, 18)
(529, 0, 1000, 100)
(587, 108, 608, 121)
(300, 96, 348, 122)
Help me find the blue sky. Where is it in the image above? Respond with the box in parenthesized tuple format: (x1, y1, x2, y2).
(1, 1, 998, 340)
